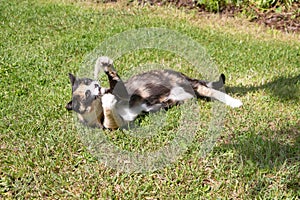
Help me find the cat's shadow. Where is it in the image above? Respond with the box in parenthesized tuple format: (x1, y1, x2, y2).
(225, 74, 300, 102)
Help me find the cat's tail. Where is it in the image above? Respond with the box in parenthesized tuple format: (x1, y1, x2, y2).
(196, 84, 242, 108)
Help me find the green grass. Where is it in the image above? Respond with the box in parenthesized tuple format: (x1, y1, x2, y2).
(1, 0, 299, 199)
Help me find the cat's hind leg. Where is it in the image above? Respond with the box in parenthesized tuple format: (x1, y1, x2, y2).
(194, 84, 242, 108)
(184, 74, 242, 108)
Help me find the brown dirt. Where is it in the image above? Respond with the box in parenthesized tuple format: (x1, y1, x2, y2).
(136, 0, 300, 33)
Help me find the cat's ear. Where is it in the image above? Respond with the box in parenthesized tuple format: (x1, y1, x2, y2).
(68, 73, 76, 86)
(66, 100, 73, 111)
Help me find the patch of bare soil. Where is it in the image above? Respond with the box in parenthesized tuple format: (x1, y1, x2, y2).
(248, 2, 300, 33)
(137, 0, 300, 33)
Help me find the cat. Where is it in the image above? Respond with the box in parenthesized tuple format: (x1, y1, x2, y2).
(66, 56, 242, 129)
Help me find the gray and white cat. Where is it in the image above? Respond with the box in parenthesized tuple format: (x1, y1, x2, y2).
(66, 56, 242, 129)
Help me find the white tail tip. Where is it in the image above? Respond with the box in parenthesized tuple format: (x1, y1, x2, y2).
(227, 98, 243, 108)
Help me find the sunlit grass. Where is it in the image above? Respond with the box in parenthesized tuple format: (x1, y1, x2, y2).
(1, 0, 299, 199)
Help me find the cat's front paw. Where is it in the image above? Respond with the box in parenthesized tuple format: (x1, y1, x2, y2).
(97, 56, 114, 71)
(102, 93, 117, 109)
(94, 56, 114, 79)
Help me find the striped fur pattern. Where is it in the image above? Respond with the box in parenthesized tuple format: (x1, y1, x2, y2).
(66, 56, 242, 129)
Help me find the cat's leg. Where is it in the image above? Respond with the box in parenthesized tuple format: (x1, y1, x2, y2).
(182, 73, 242, 108)
(95, 56, 129, 100)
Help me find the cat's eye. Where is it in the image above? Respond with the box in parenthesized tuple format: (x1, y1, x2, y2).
(83, 79, 92, 85)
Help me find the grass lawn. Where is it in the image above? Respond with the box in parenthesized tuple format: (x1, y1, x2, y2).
(1, 0, 299, 199)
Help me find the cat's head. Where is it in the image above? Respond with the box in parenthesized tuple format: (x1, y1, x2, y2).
(65, 73, 105, 114)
